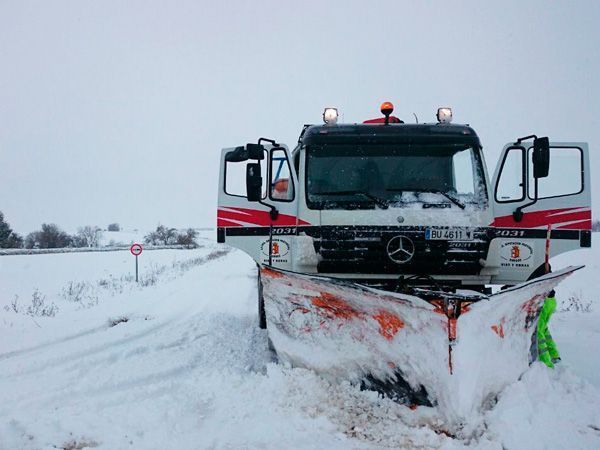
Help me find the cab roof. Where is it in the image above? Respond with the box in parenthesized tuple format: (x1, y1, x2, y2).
(298, 123, 481, 147)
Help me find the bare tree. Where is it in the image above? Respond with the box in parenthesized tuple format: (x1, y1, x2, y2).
(75, 226, 103, 247)
(176, 228, 199, 248)
(145, 225, 178, 245)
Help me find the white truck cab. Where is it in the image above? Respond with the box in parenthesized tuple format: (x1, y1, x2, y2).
(218, 105, 592, 292)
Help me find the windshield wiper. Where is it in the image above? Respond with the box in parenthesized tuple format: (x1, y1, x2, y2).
(386, 188, 466, 209)
(313, 190, 389, 209)
(414, 189, 466, 209)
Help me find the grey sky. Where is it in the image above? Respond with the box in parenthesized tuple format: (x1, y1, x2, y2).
(1, 0, 599, 233)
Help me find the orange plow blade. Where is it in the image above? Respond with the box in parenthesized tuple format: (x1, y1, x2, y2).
(260, 265, 581, 425)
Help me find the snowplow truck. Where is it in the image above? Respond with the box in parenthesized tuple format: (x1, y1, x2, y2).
(217, 103, 592, 423)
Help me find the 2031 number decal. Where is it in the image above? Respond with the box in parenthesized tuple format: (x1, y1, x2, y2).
(497, 229, 525, 237)
(271, 227, 296, 235)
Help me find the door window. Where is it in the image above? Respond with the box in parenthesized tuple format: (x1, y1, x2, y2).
(495, 147, 525, 202)
(225, 157, 267, 198)
(528, 146, 583, 199)
(270, 148, 295, 201)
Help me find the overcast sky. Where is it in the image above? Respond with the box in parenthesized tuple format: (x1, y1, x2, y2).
(1, 0, 599, 234)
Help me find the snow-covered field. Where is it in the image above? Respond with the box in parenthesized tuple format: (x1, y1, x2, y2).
(0, 235, 599, 449)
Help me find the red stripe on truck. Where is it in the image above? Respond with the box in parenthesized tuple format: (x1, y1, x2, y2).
(555, 219, 592, 230)
(217, 207, 310, 227)
(491, 207, 591, 229)
(217, 218, 244, 227)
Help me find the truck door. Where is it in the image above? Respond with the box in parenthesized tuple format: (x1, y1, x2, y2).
(217, 142, 301, 269)
(489, 139, 592, 284)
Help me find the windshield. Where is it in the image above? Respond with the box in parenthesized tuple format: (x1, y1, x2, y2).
(306, 143, 487, 209)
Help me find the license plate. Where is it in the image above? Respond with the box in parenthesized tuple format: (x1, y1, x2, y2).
(425, 228, 474, 241)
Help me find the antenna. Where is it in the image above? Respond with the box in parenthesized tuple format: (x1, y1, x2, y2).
(413, 113, 419, 124)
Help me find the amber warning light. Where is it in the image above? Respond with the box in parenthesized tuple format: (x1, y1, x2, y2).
(363, 101, 403, 124)
(380, 101, 394, 117)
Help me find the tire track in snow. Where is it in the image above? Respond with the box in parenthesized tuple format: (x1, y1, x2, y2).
(1, 316, 180, 378)
(0, 248, 232, 368)
(0, 251, 255, 416)
(0, 324, 108, 361)
(0, 313, 268, 419)
(32, 314, 268, 406)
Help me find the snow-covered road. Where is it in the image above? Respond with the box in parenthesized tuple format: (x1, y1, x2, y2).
(1, 240, 599, 449)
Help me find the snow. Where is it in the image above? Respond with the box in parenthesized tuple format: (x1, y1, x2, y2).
(0, 235, 599, 449)
(485, 364, 600, 450)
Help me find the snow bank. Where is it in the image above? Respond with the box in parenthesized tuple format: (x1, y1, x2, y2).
(485, 364, 600, 450)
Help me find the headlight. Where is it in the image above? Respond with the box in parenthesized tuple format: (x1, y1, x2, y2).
(437, 107, 453, 124)
(323, 107, 339, 125)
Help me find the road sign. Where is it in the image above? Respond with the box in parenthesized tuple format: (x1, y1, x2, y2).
(130, 243, 143, 256)
(130, 243, 143, 282)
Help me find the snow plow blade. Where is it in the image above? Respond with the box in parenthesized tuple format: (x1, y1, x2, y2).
(260, 265, 582, 425)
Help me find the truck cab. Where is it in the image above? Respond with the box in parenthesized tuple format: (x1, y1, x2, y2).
(218, 105, 592, 292)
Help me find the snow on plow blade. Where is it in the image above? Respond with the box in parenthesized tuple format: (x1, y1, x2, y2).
(261, 265, 582, 426)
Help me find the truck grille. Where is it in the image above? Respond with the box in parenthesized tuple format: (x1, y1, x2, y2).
(309, 227, 490, 275)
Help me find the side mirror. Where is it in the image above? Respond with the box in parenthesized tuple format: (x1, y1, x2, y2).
(225, 146, 249, 162)
(532, 137, 550, 178)
(246, 143, 265, 160)
(246, 163, 262, 201)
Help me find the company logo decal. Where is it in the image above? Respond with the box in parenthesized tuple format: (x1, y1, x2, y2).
(500, 241, 533, 268)
(261, 238, 290, 264)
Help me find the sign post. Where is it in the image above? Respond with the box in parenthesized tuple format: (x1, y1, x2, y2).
(130, 243, 143, 282)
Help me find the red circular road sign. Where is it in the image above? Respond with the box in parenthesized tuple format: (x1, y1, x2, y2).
(130, 243, 143, 256)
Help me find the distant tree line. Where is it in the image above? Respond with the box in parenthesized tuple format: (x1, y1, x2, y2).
(593, 220, 600, 232)
(23, 224, 104, 249)
(144, 225, 198, 248)
(0, 212, 107, 249)
(0, 212, 199, 249)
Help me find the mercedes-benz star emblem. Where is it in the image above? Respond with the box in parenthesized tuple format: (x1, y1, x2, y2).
(386, 235, 415, 264)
